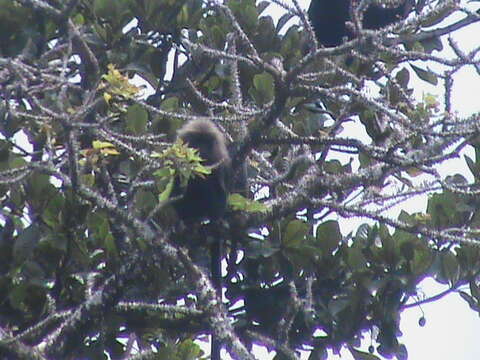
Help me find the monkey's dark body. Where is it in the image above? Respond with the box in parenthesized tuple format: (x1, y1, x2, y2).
(308, 0, 412, 47)
(172, 119, 230, 222)
(173, 167, 228, 221)
(171, 120, 230, 360)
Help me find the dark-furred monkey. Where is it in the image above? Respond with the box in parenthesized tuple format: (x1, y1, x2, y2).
(172, 119, 231, 222)
(308, 0, 413, 47)
(171, 119, 231, 360)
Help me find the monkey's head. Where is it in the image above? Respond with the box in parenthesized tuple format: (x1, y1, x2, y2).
(177, 119, 230, 166)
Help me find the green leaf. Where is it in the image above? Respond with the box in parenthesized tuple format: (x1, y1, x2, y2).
(249, 72, 274, 105)
(104, 233, 118, 258)
(125, 104, 148, 134)
(160, 96, 180, 111)
(13, 224, 41, 263)
(193, 163, 211, 176)
(9, 155, 27, 169)
(420, 36, 443, 53)
(324, 159, 344, 174)
(347, 247, 367, 271)
(410, 245, 433, 277)
(283, 220, 309, 248)
(440, 251, 460, 286)
(427, 192, 457, 228)
(229, 1, 258, 31)
(93, 0, 118, 20)
(134, 190, 157, 216)
(176, 339, 204, 360)
(395, 67, 410, 89)
(154, 167, 175, 178)
(410, 64, 438, 85)
(40, 232, 67, 254)
(87, 212, 111, 244)
(92, 140, 116, 149)
(228, 193, 267, 213)
(42, 193, 65, 229)
(159, 177, 175, 202)
(316, 220, 342, 254)
(464, 154, 480, 180)
(8, 283, 28, 312)
(72, 13, 85, 25)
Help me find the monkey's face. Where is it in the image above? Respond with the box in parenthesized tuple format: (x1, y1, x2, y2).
(183, 132, 217, 165)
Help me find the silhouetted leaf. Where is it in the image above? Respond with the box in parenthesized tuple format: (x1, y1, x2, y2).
(410, 64, 438, 85)
(350, 347, 381, 360)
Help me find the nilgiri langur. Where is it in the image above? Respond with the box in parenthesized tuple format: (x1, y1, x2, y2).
(171, 119, 231, 360)
(308, 0, 413, 47)
(172, 119, 231, 222)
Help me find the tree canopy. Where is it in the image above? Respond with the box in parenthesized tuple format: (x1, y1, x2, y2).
(1, 0, 480, 359)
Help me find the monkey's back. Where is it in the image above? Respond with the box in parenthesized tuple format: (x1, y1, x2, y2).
(172, 167, 228, 221)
